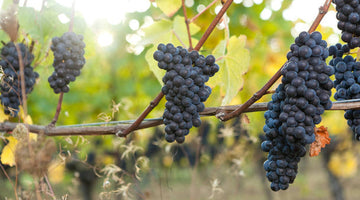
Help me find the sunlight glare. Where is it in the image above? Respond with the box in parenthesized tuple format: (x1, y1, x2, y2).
(253, 0, 263, 5)
(129, 19, 140, 31)
(271, 0, 283, 11)
(243, 0, 254, 7)
(19, 0, 42, 10)
(97, 32, 113, 47)
(185, 0, 194, 7)
(197, 4, 206, 13)
(55, 0, 150, 26)
(58, 14, 70, 24)
(260, 8, 272, 20)
(234, 0, 243, 3)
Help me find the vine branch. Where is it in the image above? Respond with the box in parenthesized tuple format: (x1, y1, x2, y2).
(182, 0, 193, 50)
(120, 0, 234, 136)
(194, 0, 233, 51)
(3, 100, 360, 137)
(118, 92, 164, 137)
(189, 0, 219, 24)
(218, 0, 332, 121)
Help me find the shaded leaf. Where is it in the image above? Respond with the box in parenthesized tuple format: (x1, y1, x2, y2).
(156, 0, 182, 17)
(309, 126, 331, 157)
(0, 136, 18, 166)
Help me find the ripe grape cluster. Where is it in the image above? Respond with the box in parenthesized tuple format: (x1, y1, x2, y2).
(261, 31, 334, 191)
(48, 32, 85, 93)
(153, 43, 219, 143)
(0, 42, 39, 117)
(333, 0, 360, 48)
(329, 43, 360, 140)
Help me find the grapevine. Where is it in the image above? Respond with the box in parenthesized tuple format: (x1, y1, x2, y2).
(261, 31, 334, 191)
(330, 43, 360, 140)
(0, 42, 39, 117)
(154, 43, 219, 143)
(48, 32, 86, 94)
(333, 0, 360, 48)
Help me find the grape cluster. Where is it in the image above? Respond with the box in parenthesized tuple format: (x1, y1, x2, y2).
(261, 31, 334, 191)
(330, 43, 360, 140)
(0, 42, 39, 117)
(48, 32, 86, 93)
(153, 43, 219, 143)
(333, 0, 360, 48)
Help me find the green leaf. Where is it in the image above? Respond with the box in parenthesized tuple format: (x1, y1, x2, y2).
(142, 16, 200, 85)
(145, 45, 165, 86)
(139, 19, 173, 47)
(208, 40, 226, 87)
(18, 7, 66, 45)
(139, 16, 200, 48)
(173, 16, 200, 47)
(209, 36, 250, 105)
(156, 0, 182, 17)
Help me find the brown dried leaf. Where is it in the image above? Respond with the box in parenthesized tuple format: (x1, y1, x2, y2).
(241, 114, 250, 124)
(0, 4, 18, 42)
(309, 126, 331, 157)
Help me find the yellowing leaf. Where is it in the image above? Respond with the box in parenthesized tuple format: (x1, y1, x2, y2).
(18, 108, 37, 141)
(209, 36, 250, 105)
(328, 151, 357, 178)
(156, 0, 181, 17)
(1, 136, 18, 166)
(19, 106, 33, 124)
(0, 106, 9, 122)
(48, 161, 65, 183)
(309, 126, 331, 157)
(162, 155, 173, 168)
(102, 155, 115, 165)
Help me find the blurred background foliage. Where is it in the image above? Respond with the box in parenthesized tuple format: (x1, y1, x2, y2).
(0, 0, 360, 199)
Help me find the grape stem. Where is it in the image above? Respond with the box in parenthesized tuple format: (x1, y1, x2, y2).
(194, 0, 233, 51)
(49, 92, 64, 127)
(218, 0, 332, 121)
(14, 43, 27, 118)
(3, 99, 360, 137)
(120, 0, 234, 137)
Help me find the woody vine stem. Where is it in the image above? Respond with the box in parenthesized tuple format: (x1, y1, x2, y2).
(2, 0, 354, 138)
(120, 0, 332, 135)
